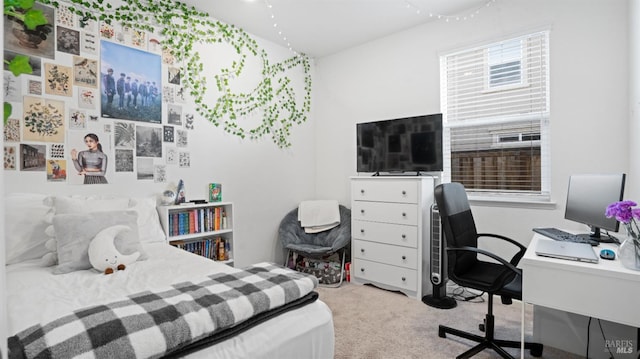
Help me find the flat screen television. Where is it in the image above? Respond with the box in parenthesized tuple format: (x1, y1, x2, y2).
(356, 113, 443, 174)
(564, 173, 626, 242)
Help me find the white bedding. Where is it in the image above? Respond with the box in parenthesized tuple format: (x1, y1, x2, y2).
(7, 242, 335, 358)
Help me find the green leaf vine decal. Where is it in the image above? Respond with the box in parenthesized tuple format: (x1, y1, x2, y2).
(37, 0, 312, 148)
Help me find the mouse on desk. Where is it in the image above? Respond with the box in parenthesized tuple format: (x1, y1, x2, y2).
(600, 249, 616, 260)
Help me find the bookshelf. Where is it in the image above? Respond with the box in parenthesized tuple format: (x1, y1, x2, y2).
(157, 202, 234, 266)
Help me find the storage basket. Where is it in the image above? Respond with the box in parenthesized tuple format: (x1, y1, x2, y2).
(295, 257, 342, 285)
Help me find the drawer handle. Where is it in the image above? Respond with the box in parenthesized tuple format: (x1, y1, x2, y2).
(361, 189, 365, 194)
(361, 268, 365, 272)
(402, 190, 406, 195)
(361, 248, 365, 253)
(402, 255, 406, 260)
(361, 209, 365, 214)
(401, 277, 406, 282)
(401, 234, 406, 239)
(360, 229, 365, 234)
(402, 212, 407, 217)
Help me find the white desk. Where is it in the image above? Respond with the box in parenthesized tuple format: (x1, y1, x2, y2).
(519, 233, 640, 357)
(521, 234, 640, 327)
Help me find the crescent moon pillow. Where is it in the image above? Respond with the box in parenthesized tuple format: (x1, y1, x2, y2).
(51, 210, 147, 274)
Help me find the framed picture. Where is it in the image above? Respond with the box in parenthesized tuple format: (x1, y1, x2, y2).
(163, 126, 174, 142)
(57, 26, 80, 55)
(3, 3, 55, 59)
(135, 125, 162, 158)
(174, 179, 185, 204)
(4, 119, 20, 142)
(136, 157, 153, 180)
(23, 96, 65, 143)
(3, 71, 22, 102)
(78, 87, 97, 109)
(167, 104, 182, 125)
(115, 149, 133, 172)
(4, 50, 42, 76)
(100, 40, 162, 122)
(20, 144, 46, 171)
(67, 131, 110, 185)
(114, 122, 135, 148)
(46, 159, 67, 182)
(44, 63, 73, 97)
(73, 56, 98, 88)
(209, 183, 222, 202)
(4, 146, 17, 170)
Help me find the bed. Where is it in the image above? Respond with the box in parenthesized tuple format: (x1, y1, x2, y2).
(4, 193, 335, 359)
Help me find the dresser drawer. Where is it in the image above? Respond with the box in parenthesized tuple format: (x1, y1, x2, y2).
(351, 180, 418, 204)
(353, 239, 417, 269)
(352, 221, 418, 248)
(352, 201, 418, 225)
(352, 259, 417, 291)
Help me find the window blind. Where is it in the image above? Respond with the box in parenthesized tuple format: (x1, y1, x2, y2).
(440, 31, 550, 199)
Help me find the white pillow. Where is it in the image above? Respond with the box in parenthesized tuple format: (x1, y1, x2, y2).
(50, 196, 131, 214)
(41, 195, 133, 265)
(52, 210, 147, 274)
(5, 193, 52, 264)
(129, 197, 166, 243)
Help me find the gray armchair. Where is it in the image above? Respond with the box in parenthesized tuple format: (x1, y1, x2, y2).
(278, 205, 351, 286)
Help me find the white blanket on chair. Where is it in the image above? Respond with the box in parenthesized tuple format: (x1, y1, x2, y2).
(298, 200, 340, 233)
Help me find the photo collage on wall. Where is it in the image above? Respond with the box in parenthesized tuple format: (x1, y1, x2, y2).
(3, 3, 194, 184)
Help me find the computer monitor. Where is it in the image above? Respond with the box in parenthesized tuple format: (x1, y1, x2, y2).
(564, 173, 626, 242)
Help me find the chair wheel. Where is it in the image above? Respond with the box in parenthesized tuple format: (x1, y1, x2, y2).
(530, 344, 543, 357)
(438, 327, 446, 338)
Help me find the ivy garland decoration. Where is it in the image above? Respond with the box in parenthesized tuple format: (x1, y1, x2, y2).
(37, 0, 312, 148)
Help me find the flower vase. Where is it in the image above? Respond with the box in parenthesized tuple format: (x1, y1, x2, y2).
(618, 236, 640, 271)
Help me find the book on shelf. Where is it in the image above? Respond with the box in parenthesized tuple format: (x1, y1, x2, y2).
(209, 183, 222, 202)
(167, 203, 234, 239)
(214, 207, 220, 230)
(170, 236, 231, 261)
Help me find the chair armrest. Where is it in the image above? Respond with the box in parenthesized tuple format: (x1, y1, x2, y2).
(447, 246, 522, 293)
(448, 247, 521, 275)
(476, 233, 527, 265)
(477, 233, 525, 251)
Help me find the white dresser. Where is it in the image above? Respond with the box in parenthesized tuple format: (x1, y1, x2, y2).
(350, 176, 436, 299)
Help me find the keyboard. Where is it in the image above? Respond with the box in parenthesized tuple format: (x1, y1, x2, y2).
(533, 227, 600, 246)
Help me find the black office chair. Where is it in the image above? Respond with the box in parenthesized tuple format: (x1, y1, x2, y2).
(434, 182, 543, 359)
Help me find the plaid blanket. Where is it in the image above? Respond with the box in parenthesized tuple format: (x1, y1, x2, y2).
(9, 262, 318, 359)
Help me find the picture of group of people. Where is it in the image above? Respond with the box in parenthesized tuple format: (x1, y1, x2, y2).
(103, 68, 159, 110)
(100, 40, 162, 123)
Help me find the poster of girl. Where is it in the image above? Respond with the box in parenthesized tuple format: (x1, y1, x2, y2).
(71, 133, 108, 184)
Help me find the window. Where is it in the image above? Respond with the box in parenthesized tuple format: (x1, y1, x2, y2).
(487, 38, 524, 89)
(440, 31, 550, 200)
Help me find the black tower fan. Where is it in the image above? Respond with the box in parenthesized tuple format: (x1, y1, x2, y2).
(422, 203, 457, 309)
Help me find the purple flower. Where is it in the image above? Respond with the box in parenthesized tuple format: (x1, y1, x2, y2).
(605, 200, 638, 224)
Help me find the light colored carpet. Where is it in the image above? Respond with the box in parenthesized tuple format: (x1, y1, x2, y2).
(316, 282, 582, 359)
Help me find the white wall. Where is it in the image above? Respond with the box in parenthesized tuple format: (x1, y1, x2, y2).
(313, 1, 632, 356)
(1, 10, 6, 358)
(3, 0, 636, 356)
(314, 0, 630, 248)
(3, 27, 317, 269)
(3, 5, 316, 353)
(631, 0, 640, 201)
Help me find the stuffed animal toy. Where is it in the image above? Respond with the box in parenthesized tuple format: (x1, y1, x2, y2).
(88, 225, 141, 274)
